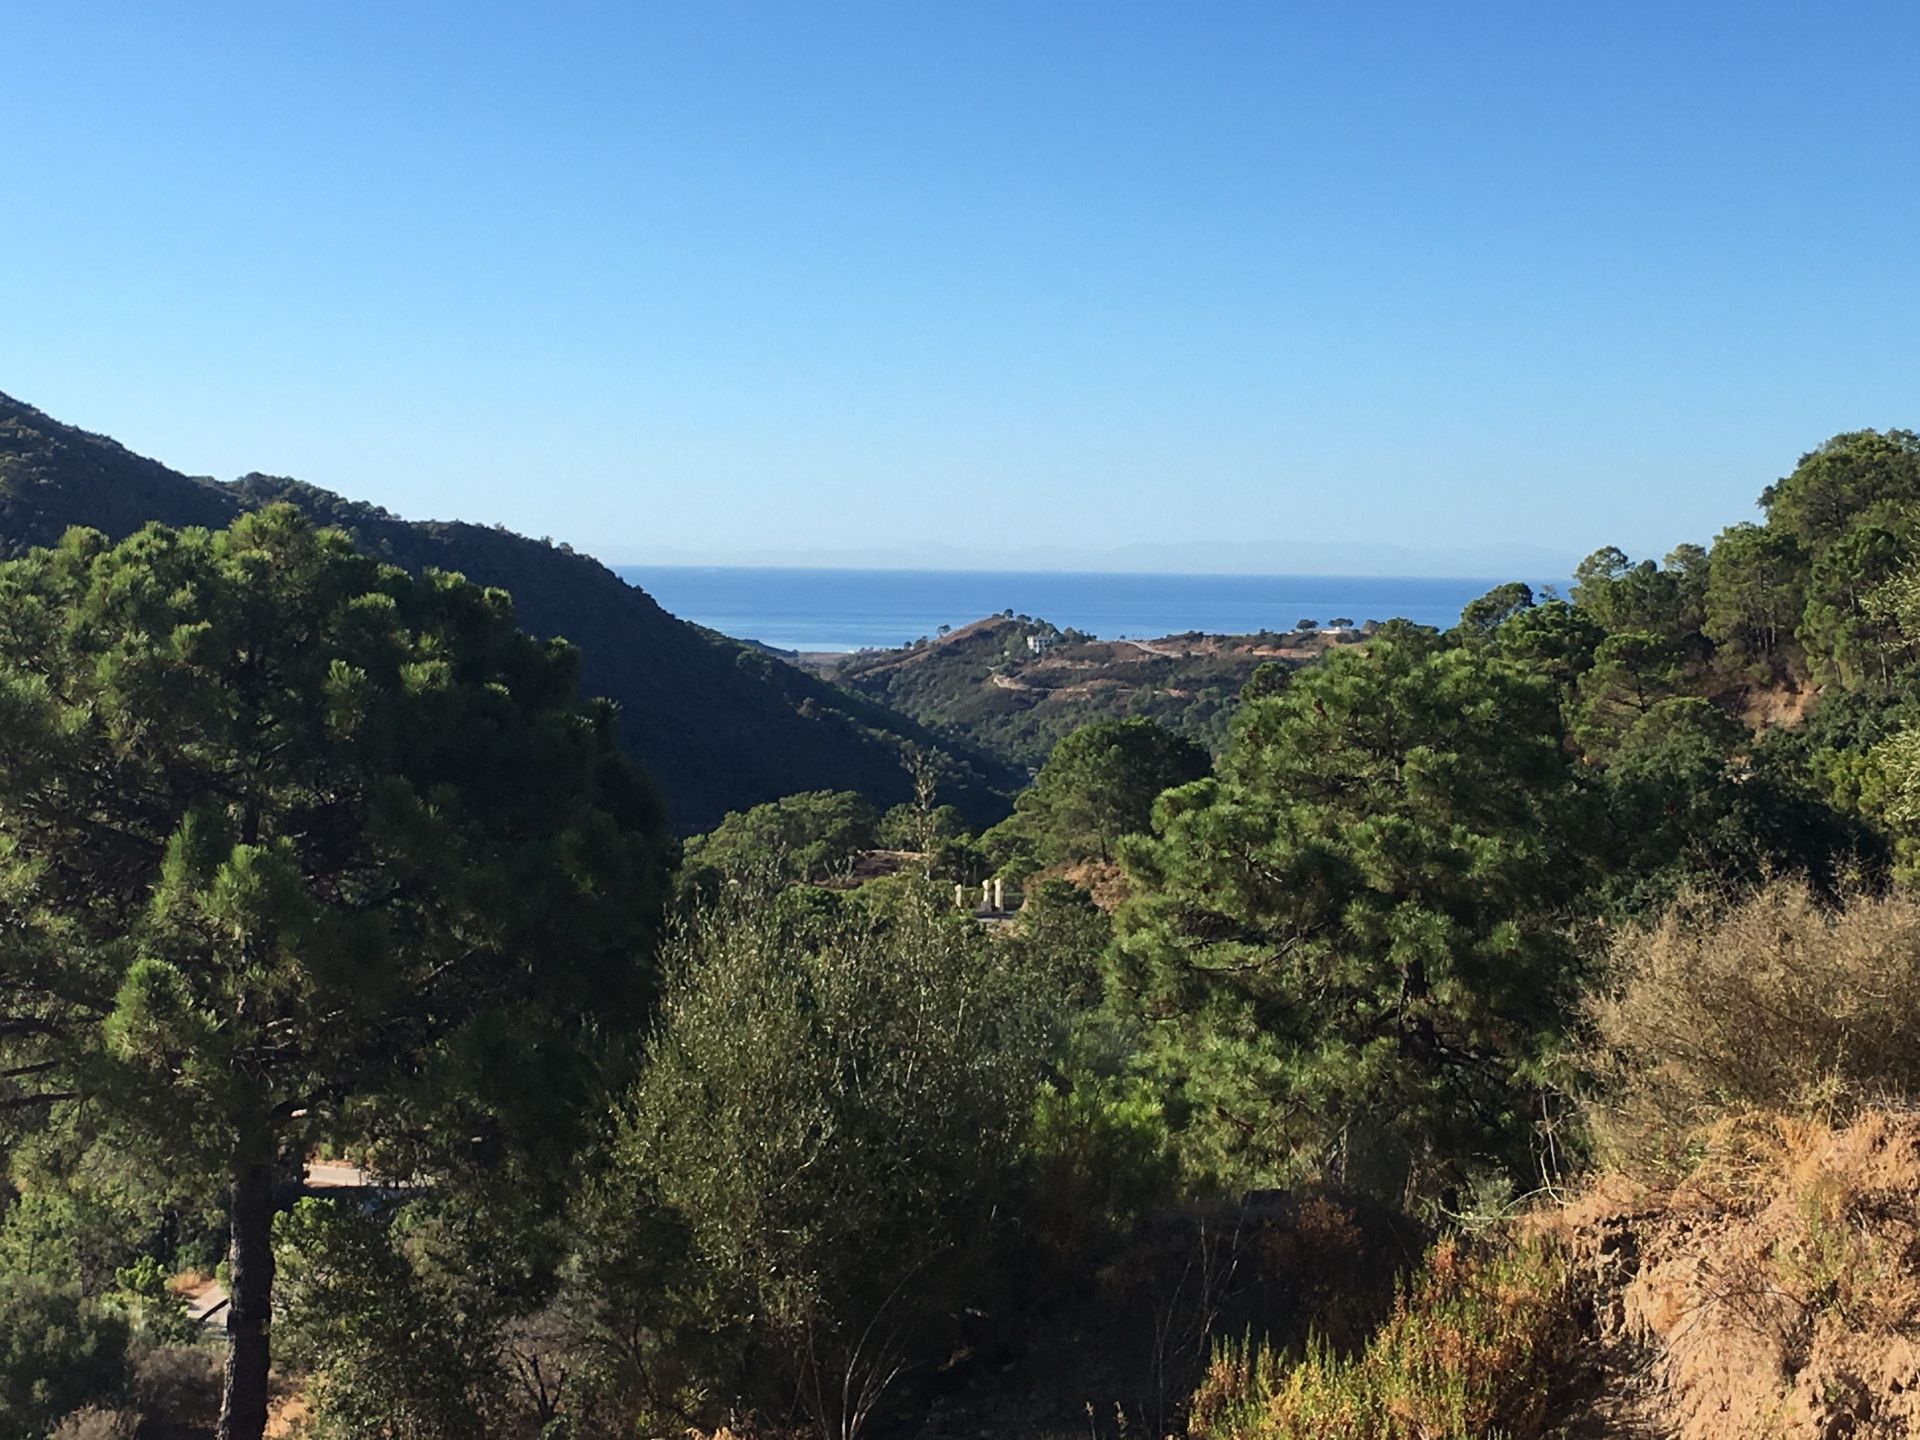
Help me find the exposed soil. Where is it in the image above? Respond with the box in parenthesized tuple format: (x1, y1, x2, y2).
(1545, 1110, 1920, 1440)
(1057, 858, 1132, 912)
(1738, 676, 1819, 731)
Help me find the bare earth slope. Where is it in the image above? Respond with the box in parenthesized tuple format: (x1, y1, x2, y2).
(1549, 1110, 1920, 1439)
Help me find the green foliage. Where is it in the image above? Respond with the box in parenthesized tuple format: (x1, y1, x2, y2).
(109, 1255, 199, 1347)
(269, 1161, 594, 1438)
(1489, 597, 1603, 689)
(922, 831, 991, 885)
(1456, 581, 1533, 642)
(275, 1199, 509, 1440)
(1760, 428, 1920, 548)
(1007, 879, 1111, 1000)
(875, 801, 968, 850)
(1869, 726, 1920, 830)
(1663, 541, 1712, 634)
(979, 814, 1041, 881)
(1240, 660, 1290, 701)
(1113, 638, 1591, 1199)
(1805, 557, 1920, 874)
(1596, 700, 1745, 897)
(1571, 544, 1707, 644)
(1015, 884, 1186, 1240)
(1702, 521, 1807, 665)
(0, 1166, 164, 1301)
(1799, 521, 1910, 687)
(1025, 1065, 1180, 1246)
(987, 879, 1189, 1244)
(579, 882, 1054, 1440)
(0, 508, 674, 1436)
(1868, 547, 1920, 641)
(1010, 718, 1210, 865)
(0, 509, 673, 1163)
(0, 389, 1016, 832)
(1587, 698, 1867, 916)
(17, 399, 1920, 1439)
(1187, 1238, 1573, 1440)
(683, 789, 878, 885)
(1571, 631, 1684, 752)
(0, 1278, 129, 1440)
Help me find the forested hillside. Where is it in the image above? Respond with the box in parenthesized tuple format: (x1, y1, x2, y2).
(14, 426, 1920, 1440)
(0, 392, 1018, 830)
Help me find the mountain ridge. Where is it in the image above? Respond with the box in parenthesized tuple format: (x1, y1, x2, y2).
(0, 390, 1019, 831)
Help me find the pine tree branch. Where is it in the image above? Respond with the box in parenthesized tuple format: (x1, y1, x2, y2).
(0, 1090, 78, 1110)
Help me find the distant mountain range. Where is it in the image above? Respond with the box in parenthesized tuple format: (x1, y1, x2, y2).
(0, 392, 1019, 832)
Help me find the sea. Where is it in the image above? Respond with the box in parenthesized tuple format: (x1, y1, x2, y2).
(614, 566, 1539, 654)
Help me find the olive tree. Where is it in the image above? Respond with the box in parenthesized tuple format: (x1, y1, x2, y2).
(580, 884, 1049, 1440)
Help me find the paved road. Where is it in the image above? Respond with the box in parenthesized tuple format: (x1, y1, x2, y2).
(303, 1160, 372, 1189)
(179, 1159, 378, 1331)
(181, 1277, 228, 1326)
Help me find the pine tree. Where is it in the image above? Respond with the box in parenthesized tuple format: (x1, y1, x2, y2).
(0, 509, 672, 1440)
(1112, 636, 1593, 1200)
(1012, 718, 1209, 864)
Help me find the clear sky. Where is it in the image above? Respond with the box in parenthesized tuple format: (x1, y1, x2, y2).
(4, 2, 1917, 574)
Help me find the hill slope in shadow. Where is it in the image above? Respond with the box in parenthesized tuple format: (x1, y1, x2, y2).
(0, 392, 1017, 831)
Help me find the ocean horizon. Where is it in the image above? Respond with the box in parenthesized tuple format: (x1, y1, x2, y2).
(617, 565, 1551, 653)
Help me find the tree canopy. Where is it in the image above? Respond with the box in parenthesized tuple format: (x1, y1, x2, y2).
(681, 788, 879, 885)
(0, 509, 673, 1440)
(580, 885, 1050, 1440)
(1009, 718, 1210, 865)
(1112, 638, 1592, 1199)
(14, 418, 1920, 1437)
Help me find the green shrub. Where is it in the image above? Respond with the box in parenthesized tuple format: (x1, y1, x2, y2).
(1011, 718, 1209, 865)
(1113, 638, 1590, 1201)
(0, 1278, 129, 1440)
(275, 1199, 509, 1440)
(875, 802, 968, 851)
(107, 1256, 198, 1347)
(683, 790, 879, 885)
(581, 881, 1053, 1440)
(1188, 1238, 1573, 1440)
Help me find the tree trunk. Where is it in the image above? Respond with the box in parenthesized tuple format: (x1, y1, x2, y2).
(218, 1157, 277, 1440)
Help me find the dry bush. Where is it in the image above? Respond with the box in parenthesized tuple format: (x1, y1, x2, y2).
(1640, 1111, 1920, 1338)
(1740, 1111, 1920, 1333)
(50, 1409, 140, 1440)
(1589, 879, 1920, 1168)
(128, 1344, 222, 1438)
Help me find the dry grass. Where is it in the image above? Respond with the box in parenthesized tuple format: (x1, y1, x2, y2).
(1692, 1110, 1920, 1333)
(1588, 879, 1920, 1171)
(1186, 1237, 1575, 1440)
(50, 1410, 140, 1440)
(1552, 1107, 1920, 1440)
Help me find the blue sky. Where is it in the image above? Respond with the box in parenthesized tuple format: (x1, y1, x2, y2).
(4, 2, 1917, 573)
